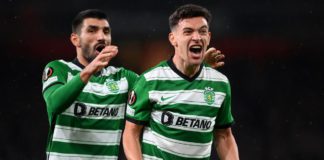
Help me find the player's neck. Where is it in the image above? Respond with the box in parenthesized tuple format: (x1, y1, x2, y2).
(172, 56, 200, 78)
(76, 50, 89, 67)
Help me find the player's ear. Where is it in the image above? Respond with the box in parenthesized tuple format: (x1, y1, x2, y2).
(70, 33, 81, 47)
(206, 31, 211, 46)
(169, 32, 177, 47)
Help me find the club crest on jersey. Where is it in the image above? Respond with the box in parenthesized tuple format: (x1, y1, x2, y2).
(105, 79, 119, 93)
(204, 87, 215, 105)
(42, 67, 53, 81)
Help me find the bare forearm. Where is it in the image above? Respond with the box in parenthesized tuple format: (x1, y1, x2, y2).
(123, 122, 143, 160)
(214, 128, 239, 160)
(215, 134, 239, 160)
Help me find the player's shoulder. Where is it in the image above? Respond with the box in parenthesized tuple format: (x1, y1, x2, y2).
(45, 59, 64, 67)
(203, 63, 229, 83)
(142, 61, 170, 75)
(140, 60, 168, 78)
(45, 59, 80, 71)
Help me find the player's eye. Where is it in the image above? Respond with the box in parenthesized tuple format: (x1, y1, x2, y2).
(183, 30, 193, 35)
(199, 29, 208, 35)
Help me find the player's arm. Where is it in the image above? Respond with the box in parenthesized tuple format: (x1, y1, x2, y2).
(123, 74, 151, 160)
(43, 75, 86, 117)
(123, 121, 144, 160)
(214, 127, 239, 160)
(43, 45, 118, 117)
(204, 47, 225, 69)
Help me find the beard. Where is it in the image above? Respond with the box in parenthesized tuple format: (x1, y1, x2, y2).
(81, 43, 96, 63)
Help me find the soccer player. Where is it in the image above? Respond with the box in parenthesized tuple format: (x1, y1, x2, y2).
(42, 9, 225, 159)
(42, 9, 138, 159)
(123, 4, 239, 160)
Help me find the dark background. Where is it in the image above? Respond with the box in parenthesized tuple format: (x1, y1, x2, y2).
(1, 0, 323, 159)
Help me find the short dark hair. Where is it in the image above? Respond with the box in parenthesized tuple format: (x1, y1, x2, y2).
(72, 9, 108, 34)
(169, 4, 212, 30)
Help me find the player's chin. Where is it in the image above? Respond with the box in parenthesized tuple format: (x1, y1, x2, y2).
(190, 59, 203, 66)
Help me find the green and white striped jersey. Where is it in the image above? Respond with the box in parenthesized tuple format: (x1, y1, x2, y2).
(42, 59, 138, 160)
(126, 59, 234, 160)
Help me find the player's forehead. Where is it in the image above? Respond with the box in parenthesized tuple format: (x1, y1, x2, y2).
(82, 18, 110, 29)
(177, 17, 208, 30)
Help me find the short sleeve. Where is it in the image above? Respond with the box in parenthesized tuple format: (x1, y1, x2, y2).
(124, 69, 139, 90)
(125, 75, 152, 125)
(214, 82, 234, 129)
(42, 60, 68, 92)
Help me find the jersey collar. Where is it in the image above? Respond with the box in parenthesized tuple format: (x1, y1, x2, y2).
(72, 58, 102, 76)
(167, 57, 203, 82)
(72, 58, 85, 69)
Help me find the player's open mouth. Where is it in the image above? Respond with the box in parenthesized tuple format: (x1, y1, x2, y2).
(189, 45, 203, 54)
(95, 44, 106, 53)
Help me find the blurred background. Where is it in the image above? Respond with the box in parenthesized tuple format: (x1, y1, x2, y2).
(1, 0, 323, 159)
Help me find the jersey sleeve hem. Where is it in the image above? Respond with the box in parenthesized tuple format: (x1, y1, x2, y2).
(126, 117, 149, 126)
(214, 121, 235, 129)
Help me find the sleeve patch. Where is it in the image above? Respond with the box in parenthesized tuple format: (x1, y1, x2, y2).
(127, 90, 137, 105)
(126, 105, 135, 116)
(42, 67, 54, 81)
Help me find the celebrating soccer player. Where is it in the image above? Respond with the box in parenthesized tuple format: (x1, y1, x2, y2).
(123, 4, 239, 160)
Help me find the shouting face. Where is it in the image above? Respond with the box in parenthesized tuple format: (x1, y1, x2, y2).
(169, 16, 211, 68)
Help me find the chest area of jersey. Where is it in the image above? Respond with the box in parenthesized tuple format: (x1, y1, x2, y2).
(148, 86, 226, 108)
(68, 72, 129, 95)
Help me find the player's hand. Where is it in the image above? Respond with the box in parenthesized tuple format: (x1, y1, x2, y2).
(83, 45, 118, 76)
(204, 47, 225, 69)
(92, 45, 118, 72)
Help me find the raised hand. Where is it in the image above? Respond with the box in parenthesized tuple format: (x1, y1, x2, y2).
(80, 45, 118, 82)
(204, 47, 225, 69)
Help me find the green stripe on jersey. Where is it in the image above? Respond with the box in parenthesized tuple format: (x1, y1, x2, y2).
(49, 141, 119, 156)
(142, 143, 210, 160)
(56, 114, 124, 130)
(76, 92, 128, 104)
(149, 79, 229, 93)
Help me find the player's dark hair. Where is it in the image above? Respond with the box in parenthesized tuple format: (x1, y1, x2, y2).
(72, 9, 108, 34)
(169, 4, 212, 30)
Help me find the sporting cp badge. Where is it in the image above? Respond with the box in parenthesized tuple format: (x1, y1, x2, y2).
(204, 87, 215, 105)
(105, 79, 119, 93)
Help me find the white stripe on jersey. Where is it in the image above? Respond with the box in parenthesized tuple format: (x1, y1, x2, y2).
(142, 128, 212, 159)
(201, 67, 229, 82)
(101, 66, 122, 76)
(62, 102, 125, 120)
(82, 77, 128, 96)
(59, 60, 82, 71)
(151, 110, 216, 132)
(52, 125, 122, 146)
(42, 76, 58, 91)
(126, 105, 135, 116)
(149, 90, 226, 107)
(144, 67, 182, 81)
(47, 152, 118, 160)
(144, 66, 229, 83)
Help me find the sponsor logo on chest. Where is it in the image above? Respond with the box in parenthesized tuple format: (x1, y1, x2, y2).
(74, 103, 120, 117)
(152, 111, 215, 132)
